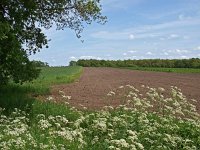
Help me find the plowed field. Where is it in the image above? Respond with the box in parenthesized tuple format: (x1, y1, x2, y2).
(51, 67, 200, 111)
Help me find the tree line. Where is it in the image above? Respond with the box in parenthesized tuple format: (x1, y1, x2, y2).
(70, 58, 200, 68)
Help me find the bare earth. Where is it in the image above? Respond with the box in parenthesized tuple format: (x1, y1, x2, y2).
(51, 67, 200, 111)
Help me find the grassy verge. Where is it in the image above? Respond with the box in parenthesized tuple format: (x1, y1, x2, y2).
(120, 67, 200, 73)
(0, 66, 83, 114)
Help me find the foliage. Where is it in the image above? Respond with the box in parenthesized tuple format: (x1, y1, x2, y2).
(0, 25, 40, 84)
(72, 58, 200, 69)
(0, 0, 106, 84)
(69, 61, 77, 66)
(0, 85, 200, 149)
(31, 60, 49, 67)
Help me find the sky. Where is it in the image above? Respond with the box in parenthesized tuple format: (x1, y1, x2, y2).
(29, 0, 200, 66)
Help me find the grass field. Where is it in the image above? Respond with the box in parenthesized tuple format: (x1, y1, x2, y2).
(27, 66, 83, 94)
(0, 66, 200, 149)
(121, 67, 200, 73)
(0, 66, 83, 113)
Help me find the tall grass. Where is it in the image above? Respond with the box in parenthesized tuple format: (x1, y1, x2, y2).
(0, 66, 83, 114)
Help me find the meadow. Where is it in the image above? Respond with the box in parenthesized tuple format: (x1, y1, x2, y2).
(0, 66, 82, 113)
(0, 66, 200, 150)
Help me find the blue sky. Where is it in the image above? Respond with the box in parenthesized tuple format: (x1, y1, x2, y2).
(30, 0, 200, 66)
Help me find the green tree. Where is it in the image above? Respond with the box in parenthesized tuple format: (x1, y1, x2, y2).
(69, 61, 77, 66)
(32, 60, 49, 67)
(0, 0, 106, 84)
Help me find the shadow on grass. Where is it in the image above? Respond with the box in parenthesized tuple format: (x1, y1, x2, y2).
(0, 72, 83, 120)
(0, 84, 36, 115)
(0, 84, 80, 121)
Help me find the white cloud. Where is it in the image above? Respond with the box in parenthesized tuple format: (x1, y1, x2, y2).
(197, 46, 200, 50)
(128, 50, 137, 53)
(101, 0, 144, 11)
(181, 55, 187, 59)
(153, 42, 158, 46)
(178, 14, 192, 21)
(192, 46, 200, 51)
(91, 18, 200, 41)
(91, 31, 125, 40)
(129, 34, 135, 40)
(178, 14, 185, 20)
(161, 34, 188, 41)
(124, 56, 137, 59)
(79, 56, 102, 60)
(168, 34, 179, 39)
(167, 49, 189, 54)
(175, 49, 188, 53)
(164, 52, 169, 55)
(160, 37, 165, 41)
(183, 36, 189, 39)
(69, 56, 76, 60)
(123, 53, 127, 56)
(146, 52, 153, 55)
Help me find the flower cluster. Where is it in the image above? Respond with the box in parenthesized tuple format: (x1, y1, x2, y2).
(0, 85, 200, 149)
(59, 90, 72, 100)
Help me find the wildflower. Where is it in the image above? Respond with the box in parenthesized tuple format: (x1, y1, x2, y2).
(95, 121, 107, 132)
(158, 87, 165, 92)
(119, 86, 124, 89)
(55, 122, 61, 128)
(136, 143, 144, 149)
(108, 145, 115, 149)
(46, 96, 54, 101)
(127, 130, 137, 136)
(59, 90, 65, 95)
(107, 91, 115, 96)
(64, 102, 70, 105)
(119, 139, 129, 148)
(127, 95, 131, 98)
(62, 95, 71, 100)
(91, 136, 99, 144)
(83, 107, 87, 110)
(38, 119, 52, 130)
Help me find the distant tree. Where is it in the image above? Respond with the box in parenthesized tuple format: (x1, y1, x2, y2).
(69, 61, 77, 66)
(190, 58, 200, 68)
(32, 60, 49, 67)
(0, 0, 106, 84)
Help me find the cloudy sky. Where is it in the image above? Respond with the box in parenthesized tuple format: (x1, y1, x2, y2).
(30, 0, 200, 66)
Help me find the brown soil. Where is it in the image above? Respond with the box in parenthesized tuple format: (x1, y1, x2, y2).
(50, 67, 200, 111)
